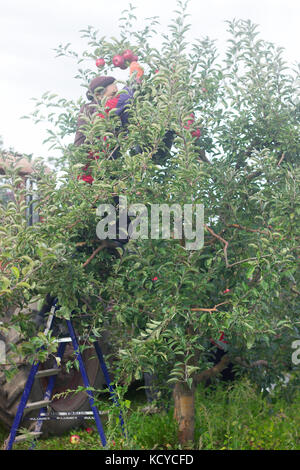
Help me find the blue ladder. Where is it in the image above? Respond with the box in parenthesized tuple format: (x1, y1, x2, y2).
(4, 301, 124, 450)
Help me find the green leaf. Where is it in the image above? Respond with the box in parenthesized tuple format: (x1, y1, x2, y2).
(1, 277, 11, 289)
(16, 282, 31, 289)
(246, 335, 255, 349)
(11, 267, 20, 280)
(124, 399, 131, 409)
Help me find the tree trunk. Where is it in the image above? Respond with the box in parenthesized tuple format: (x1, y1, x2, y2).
(173, 382, 195, 446)
(172, 353, 232, 446)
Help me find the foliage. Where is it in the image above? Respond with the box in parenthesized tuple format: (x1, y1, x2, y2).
(0, 0, 299, 400)
(1, 378, 299, 450)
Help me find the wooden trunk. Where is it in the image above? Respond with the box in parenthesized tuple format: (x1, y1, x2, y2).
(173, 382, 195, 446)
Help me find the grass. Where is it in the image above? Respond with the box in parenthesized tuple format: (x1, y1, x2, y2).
(194, 378, 300, 450)
(1, 377, 299, 450)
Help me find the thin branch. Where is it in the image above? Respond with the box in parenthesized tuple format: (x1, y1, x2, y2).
(82, 244, 105, 268)
(194, 355, 269, 384)
(66, 218, 82, 230)
(205, 224, 272, 268)
(227, 255, 272, 268)
(227, 223, 270, 236)
(76, 241, 87, 247)
(75, 239, 100, 247)
(246, 170, 263, 181)
(233, 357, 269, 368)
(195, 354, 231, 383)
(191, 301, 229, 313)
(277, 152, 285, 167)
(291, 286, 300, 296)
(204, 224, 229, 267)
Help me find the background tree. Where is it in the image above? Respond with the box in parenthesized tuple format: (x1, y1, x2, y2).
(1, 0, 299, 446)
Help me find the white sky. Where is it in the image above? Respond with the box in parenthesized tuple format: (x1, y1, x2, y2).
(0, 0, 299, 159)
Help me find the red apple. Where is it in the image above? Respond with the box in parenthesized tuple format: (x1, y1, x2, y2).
(183, 113, 195, 130)
(96, 58, 105, 67)
(131, 54, 138, 62)
(122, 49, 135, 62)
(112, 54, 125, 68)
(184, 114, 195, 129)
(192, 129, 201, 138)
(70, 434, 80, 444)
(120, 61, 129, 70)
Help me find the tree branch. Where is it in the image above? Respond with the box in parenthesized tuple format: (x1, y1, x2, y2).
(291, 286, 300, 296)
(226, 223, 270, 236)
(233, 357, 269, 368)
(195, 354, 231, 383)
(191, 301, 229, 313)
(194, 355, 269, 384)
(82, 245, 105, 268)
(204, 224, 229, 267)
(246, 170, 263, 181)
(277, 152, 285, 167)
(205, 224, 272, 268)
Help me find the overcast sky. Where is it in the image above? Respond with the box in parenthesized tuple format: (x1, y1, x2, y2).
(0, 0, 299, 159)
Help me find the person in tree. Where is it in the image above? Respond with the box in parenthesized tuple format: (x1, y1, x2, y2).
(74, 75, 134, 182)
(74, 63, 177, 179)
(73, 68, 144, 247)
(73, 63, 178, 248)
(35, 72, 143, 326)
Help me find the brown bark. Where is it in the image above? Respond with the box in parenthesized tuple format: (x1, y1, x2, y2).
(172, 353, 233, 446)
(173, 382, 196, 446)
(172, 354, 269, 446)
(195, 354, 231, 384)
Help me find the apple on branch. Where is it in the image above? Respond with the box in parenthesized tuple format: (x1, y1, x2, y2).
(96, 58, 105, 67)
(112, 54, 125, 68)
(122, 49, 135, 62)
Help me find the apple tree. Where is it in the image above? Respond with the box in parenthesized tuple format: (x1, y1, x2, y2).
(1, 0, 299, 446)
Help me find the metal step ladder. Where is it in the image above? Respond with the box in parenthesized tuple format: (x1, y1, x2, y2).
(4, 300, 124, 450)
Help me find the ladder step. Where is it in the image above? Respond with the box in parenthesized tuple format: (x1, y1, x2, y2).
(55, 337, 72, 343)
(35, 368, 61, 378)
(14, 432, 42, 443)
(25, 400, 52, 412)
(28, 410, 110, 420)
(54, 336, 88, 343)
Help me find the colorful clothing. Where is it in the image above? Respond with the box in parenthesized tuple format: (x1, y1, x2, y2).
(74, 88, 133, 183)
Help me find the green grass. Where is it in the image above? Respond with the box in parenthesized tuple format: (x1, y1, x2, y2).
(1, 378, 299, 450)
(194, 379, 300, 450)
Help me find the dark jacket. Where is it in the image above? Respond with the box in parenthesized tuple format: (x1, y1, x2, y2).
(74, 87, 133, 148)
(74, 86, 176, 170)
